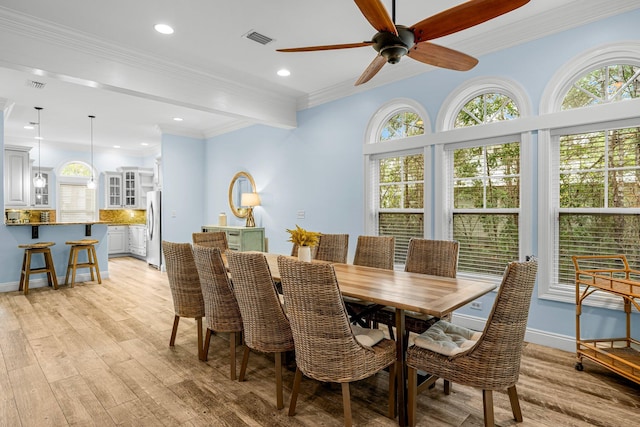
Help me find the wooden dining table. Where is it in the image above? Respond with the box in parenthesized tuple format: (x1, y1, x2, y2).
(254, 253, 497, 426)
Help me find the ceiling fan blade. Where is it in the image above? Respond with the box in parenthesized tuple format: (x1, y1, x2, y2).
(411, 0, 530, 42)
(407, 42, 478, 71)
(354, 0, 398, 35)
(277, 41, 373, 52)
(355, 55, 386, 86)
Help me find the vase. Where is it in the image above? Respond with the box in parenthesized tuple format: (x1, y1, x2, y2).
(298, 245, 312, 262)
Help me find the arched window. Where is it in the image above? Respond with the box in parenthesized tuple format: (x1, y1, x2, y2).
(562, 64, 640, 110)
(439, 78, 528, 280)
(57, 161, 97, 222)
(365, 99, 429, 264)
(538, 42, 640, 305)
(379, 110, 425, 141)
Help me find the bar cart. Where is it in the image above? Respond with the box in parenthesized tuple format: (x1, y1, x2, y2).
(572, 255, 640, 384)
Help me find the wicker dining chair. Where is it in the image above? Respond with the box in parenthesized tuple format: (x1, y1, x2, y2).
(192, 231, 228, 250)
(162, 241, 206, 361)
(406, 259, 538, 427)
(345, 235, 395, 327)
(192, 245, 243, 379)
(374, 238, 459, 339)
(315, 233, 349, 263)
(278, 256, 397, 426)
(226, 251, 295, 410)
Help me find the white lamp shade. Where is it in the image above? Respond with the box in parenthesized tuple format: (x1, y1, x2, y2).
(241, 192, 261, 207)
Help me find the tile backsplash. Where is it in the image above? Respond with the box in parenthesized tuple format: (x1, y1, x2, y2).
(99, 209, 146, 224)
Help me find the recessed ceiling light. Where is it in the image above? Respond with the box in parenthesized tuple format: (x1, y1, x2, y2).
(24, 124, 34, 130)
(154, 23, 174, 35)
(113, 145, 121, 149)
(141, 142, 149, 146)
(173, 117, 183, 122)
(277, 69, 291, 77)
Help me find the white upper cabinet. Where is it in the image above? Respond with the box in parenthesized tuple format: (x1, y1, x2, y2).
(4, 146, 31, 207)
(103, 167, 154, 209)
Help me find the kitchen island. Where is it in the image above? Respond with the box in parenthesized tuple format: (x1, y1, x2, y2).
(2, 221, 109, 293)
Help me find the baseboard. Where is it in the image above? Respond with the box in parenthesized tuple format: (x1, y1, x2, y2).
(0, 272, 110, 293)
(452, 312, 576, 353)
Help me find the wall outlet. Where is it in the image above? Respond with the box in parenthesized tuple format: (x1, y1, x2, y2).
(297, 210, 305, 219)
(470, 301, 482, 310)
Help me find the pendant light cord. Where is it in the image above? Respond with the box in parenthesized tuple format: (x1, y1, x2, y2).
(35, 107, 43, 179)
(89, 115, 95, 181)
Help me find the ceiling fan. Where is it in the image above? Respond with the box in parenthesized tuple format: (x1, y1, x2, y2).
(277, 0, 530, 85)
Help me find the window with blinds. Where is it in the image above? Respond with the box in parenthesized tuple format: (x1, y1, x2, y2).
(375, 153, 424, 264)
(555, 127, 640, 286)
(447, 141, 520, 278)
(59, 183, 96, 222)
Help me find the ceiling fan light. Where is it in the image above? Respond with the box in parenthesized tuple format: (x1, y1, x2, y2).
(380, 45, 408, 64)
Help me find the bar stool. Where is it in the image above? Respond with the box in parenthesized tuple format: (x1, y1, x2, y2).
(64, 239, 102, 287)
(18, 242, 59, 295)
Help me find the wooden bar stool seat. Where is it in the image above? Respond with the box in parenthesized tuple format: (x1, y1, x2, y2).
(65, 239, 101, 287)
(18, 242, 59, 295)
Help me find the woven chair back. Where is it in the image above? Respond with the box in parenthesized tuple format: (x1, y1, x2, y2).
(404, 238, 459, 278)
(278, 256, 395, 383)
(315, 233, 349, 263)
(226, 251, 294, 353)
(192, 232, 228, 250)
(192, 245, 243, 333)
(162, 241, 205, 318)
(353, 235, 395, 270)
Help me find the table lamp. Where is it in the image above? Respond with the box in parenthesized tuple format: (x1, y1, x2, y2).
(241, 192, 261, 227)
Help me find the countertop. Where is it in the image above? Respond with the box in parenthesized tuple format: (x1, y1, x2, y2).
(5, 221, 112, 226)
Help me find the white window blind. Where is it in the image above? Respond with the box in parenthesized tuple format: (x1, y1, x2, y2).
(372, 152, 424, 264)
(554, 126, 640, 287)
(446, 141, 520, 278)
(59, 183, 96, 222)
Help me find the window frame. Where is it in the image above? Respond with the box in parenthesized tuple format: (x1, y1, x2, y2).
(56, 161, 98, 222)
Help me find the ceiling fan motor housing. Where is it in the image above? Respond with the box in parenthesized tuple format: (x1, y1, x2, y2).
(372, 25, 415, 64)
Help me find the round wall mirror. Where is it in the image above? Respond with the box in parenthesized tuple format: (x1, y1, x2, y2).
(228, 171, 257, 218)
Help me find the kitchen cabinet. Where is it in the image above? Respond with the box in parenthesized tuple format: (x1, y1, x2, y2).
(108, 226, 128, 255)
(128, 224, 147, 258)
(201, 225, 265, 252)
(4, 146, 31, 207)
(31, 167, 52, 207)
(104, 167, 154, 209)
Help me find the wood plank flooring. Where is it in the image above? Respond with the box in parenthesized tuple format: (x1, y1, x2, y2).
(0, 256, 638, 426)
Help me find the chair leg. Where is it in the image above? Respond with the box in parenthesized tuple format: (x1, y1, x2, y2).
(507, 385, 523, 422)
(169, 315, 180, 347)
(19, 251, 27, 293)
(288, 367, 303, 416)
(407, 366, 417, 427)
(64, 247, 74, 285)
(239, 346, 251, 381)
(229, 331, 237, 380)
(341, 382, 352, 427)
(196, 317, 204, 361)
(71, 247, 80, 286)
(203, 329, 212, 361)
(90, 245, 102, 283)
(388, 361, 397, 419)
(482, 389, 494, 427)
(44, 249, 59, 289)
(275, 351, 284, 409)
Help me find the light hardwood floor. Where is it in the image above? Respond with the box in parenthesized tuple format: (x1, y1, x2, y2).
(0, 256, 638, 426)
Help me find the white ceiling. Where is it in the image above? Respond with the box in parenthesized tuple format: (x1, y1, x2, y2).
(0, 0, 638, 155)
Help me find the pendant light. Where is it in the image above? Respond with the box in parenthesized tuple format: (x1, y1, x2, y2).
(87, 115, 97, 189)
(33, 107, 46, 188)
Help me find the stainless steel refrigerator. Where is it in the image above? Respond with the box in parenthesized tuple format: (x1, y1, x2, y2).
(146, 190, 162, 269)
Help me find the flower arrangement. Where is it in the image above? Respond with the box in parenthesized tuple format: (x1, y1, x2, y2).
(286, 225, 321, 247)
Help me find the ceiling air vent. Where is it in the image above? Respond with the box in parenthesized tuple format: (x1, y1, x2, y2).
(26, 80, 46, 89)
(243, 30, 274, 45)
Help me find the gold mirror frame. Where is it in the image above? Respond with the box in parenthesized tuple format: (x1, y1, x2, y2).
(228, 171, 257, 218)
